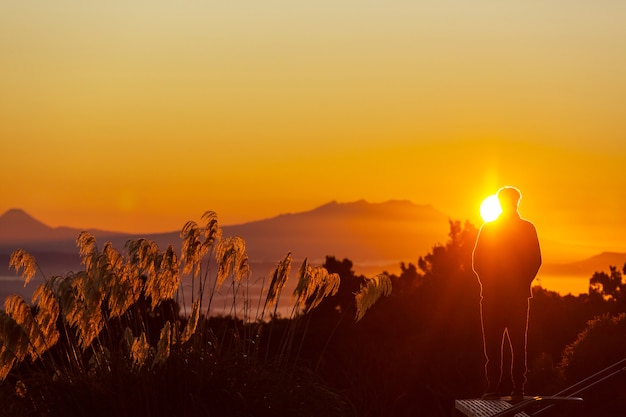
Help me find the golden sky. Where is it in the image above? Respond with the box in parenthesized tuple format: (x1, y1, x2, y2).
(1, 1, 625, 262)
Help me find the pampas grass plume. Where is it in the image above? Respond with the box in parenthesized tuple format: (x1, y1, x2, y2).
(9, 249, 38, 287)
(354, 274, 392, 322)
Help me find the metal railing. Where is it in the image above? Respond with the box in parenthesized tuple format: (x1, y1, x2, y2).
(552, 358, 626, 398)
(494, 357, 626, 417)
(531, 357, 626, 416)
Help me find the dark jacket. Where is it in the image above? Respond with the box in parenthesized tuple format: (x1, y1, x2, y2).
(472, 213, 542, 300)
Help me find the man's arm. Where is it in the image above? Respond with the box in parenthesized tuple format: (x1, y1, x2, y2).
(472, 225, 487, 276)
(525, 222, 542, 280)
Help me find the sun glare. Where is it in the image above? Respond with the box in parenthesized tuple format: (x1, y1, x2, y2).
(480, 194, 502, 222)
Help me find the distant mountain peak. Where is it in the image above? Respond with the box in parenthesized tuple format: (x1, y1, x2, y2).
(0, 208, 84, 245)
(311, 199, 434, 210)
(304, 199, 445, 221)
(1, 208, 50, 227)
(3, 208, 31, 217)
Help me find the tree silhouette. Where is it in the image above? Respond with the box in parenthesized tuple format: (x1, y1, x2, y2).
(556, 313, 626, 417)
(589, 263, 626, 306)
(560, 313, 626, 382)
(301, 221, 487, 416)
(318, 256, 365, 319)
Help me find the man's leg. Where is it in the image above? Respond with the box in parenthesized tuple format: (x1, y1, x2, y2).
(481, 299, 506, 396)
(507, 299, 530, 397)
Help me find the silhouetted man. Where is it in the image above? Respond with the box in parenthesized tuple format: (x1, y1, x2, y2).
(472, 186, 541, 400)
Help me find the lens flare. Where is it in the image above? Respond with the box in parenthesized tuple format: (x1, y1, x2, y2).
(480, 194, 502, 222)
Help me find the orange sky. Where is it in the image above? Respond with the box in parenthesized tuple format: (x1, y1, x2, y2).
(1, 1, 625, 264)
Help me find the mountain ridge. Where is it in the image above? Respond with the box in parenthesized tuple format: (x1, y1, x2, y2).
(2, 204, 625, 297)
(541, 251, 626, 277)
(0, 201, 449, 253)
(1, 201, 439, 235)
(0, 201, 451, 290)
(222, 199, 450, 263)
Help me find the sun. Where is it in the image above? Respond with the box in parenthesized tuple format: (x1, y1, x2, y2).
(480, 194, 502, 222)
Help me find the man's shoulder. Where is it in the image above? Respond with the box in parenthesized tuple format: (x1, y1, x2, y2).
(518, 217, 538, 229)
(479, 216, 537, 232)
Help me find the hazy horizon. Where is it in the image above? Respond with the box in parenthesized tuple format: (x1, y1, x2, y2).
(2, 201, 625, 297)
(3, 200, 625, 262)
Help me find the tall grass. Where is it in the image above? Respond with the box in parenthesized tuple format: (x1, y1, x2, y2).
(0, 211, 390, 416)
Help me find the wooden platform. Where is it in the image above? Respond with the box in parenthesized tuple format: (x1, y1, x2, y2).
(455, 396, 583, 417)
(455, 398, 530, 417)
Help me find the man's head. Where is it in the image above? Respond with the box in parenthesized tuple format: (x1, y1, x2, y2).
(497, 186, 521, 214)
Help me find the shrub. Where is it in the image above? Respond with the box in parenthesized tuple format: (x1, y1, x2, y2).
(560, 313, 626, 383)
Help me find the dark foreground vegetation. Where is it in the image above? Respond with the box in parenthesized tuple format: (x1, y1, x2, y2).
(1, 214, 625, 416)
